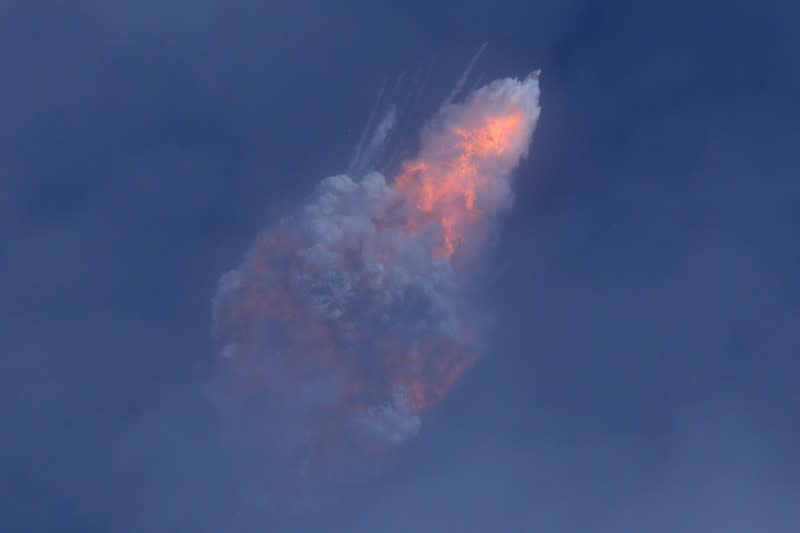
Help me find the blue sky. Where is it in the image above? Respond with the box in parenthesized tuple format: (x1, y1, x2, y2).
(2, 1, 798, 531)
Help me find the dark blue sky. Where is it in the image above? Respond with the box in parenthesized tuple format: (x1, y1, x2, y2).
(2, 1, 798, 531)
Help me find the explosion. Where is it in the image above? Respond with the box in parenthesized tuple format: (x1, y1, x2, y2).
(212, 75, 541, 503)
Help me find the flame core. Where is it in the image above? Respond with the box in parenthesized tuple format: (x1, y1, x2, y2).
(396, 108, 527, 258)
(212, 76, 541, 498)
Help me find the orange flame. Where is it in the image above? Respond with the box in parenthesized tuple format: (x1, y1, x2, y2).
(395, 109, 525, 258)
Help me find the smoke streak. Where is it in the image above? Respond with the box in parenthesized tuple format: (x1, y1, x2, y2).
(439, 42, 489, 111)
(212, 75, 541, 505)
(351, 106, 397, 177)
(383, 59, 437, 174)
(348, 79, 388, 174)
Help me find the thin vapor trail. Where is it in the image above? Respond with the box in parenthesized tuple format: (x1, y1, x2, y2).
(439, 42, 488, 111)
(383, 59, 437, 174)
(348, 79, 388, 174)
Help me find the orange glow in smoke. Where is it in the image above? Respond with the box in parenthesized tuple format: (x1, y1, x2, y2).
(214, 79, 538, 484)
(395, 109, 525, 258)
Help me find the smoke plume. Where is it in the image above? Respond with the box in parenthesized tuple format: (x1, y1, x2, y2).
(212, 75, 541, 506)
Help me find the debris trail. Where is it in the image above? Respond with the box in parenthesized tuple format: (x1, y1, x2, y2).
(439, 42, 488, 111)
(348, 79, 388, 174)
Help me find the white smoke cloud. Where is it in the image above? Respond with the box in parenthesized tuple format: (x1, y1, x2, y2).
(212, 76, 541, 506)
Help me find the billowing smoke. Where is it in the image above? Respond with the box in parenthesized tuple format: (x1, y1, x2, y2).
(212, 75, 541, 507)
